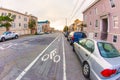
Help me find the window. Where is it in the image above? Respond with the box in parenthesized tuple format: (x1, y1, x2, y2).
(24, 24, 27, 28)
(19, 23, 21, 27)
(95, 33, 98, 37)
(84, 15, 87, 21)
(1, 13, 4, 16)
(113, 16, 118, 28)
(95, 8, 98, 14)
(110, 0, 115, 8)
(79, 39, 87, 46)
(24, 17, 27, 21)
(95, 20, 98, 27)
(84, 40, 94, 52)
(98, 42, 120, 58)
(90, 21, 92, 25)
(19, 16, 21, 19)
(113, 35, 117, 42)
(12, 23, 16, 28)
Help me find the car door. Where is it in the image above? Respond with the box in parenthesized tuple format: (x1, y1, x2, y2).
(4, 32, 10, 39)
(7, 32, 13, 39)
(78, 39, 94, 61)
(74, 39, 87, 61)
(74, 32, 81, 43)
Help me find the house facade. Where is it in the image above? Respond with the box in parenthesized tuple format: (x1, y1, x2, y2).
(37, 20, 50, 34)
(0, 7, 38, 35)
(83, 0, 120, 49)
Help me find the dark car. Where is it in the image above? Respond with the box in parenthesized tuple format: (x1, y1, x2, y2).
(67, 31, 87, 45)
(64, 31, 69, 38)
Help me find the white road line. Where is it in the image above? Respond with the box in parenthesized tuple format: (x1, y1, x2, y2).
(62, 35, 67, 80)
(16, 35, 60, 80)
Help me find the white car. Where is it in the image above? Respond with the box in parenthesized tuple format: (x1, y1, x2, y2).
(73, 38, 120, 80)
(0, 31, 19, 42)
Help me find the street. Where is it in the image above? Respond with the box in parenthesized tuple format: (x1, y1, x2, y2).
(0, 33, 87, 80)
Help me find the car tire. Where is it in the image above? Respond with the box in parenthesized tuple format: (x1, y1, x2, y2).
(1, 37, 5, 42)
(82, 62, 90, 78)
(15, 35, 18, 39)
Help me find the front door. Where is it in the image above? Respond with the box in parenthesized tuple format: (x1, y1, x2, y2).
(101, 18, 108, 40)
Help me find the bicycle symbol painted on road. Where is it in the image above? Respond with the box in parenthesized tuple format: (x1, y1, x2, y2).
(41, 49, 61, 63)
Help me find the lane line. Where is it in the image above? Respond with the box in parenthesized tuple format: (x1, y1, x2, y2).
(62, 35, 67, 80)
(16, 35, 60, 80)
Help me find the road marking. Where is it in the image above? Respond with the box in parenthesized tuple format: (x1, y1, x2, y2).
(16, 35, 60, 80)
(0, 42, 18, 50)
(41, 48, 61, 63)
(41, 54, 49, 61)
(62, 35, 67, 80)
(0, 46, 4, 50)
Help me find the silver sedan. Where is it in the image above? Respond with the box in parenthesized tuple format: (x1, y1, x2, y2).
(73, 38, 120, 80)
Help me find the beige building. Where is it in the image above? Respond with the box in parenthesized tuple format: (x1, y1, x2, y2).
(0, 7, 38, 35)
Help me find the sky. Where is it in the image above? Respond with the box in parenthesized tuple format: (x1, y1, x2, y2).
(0, 0, 95, 30)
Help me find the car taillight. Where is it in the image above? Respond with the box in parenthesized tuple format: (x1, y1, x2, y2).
(101, 69, 116, 77)
(72, 36, 74, 40)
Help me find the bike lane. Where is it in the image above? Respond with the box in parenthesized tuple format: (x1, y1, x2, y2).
(16, 34, 64, 80)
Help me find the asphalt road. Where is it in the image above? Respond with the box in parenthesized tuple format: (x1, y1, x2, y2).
(0, 33, 88, 80)
(17, 33, 87, 80)
(0, 33, 58, 80)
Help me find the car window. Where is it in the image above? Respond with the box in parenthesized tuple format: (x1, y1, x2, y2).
(82, 33, 87, 38)
(74, 32, 81, 37)
(69, 32, 74, 36)
(79, 39, 86, 46)
(97, 42, 120, 58)
(3, 32, 8, 35)
(84, 40, 94, 53)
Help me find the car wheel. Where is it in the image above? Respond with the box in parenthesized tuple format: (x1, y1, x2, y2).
(1, 37, 5, 42)
(82, 62, 90, 78)
(15, 35, 18, 39)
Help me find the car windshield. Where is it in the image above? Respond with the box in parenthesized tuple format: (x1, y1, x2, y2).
(97, 42, 120, 58)
(3, 32, 7, 35)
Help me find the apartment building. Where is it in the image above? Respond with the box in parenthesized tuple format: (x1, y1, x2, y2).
(37, 20, 50, 34)
(83, 0, 120, 49)
(0, 7, 38, 35)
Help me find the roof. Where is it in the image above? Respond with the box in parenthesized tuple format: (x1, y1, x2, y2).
(0, 7, 29, 17)
(38, 20, 49, 24)
(83, 0, 100, 13)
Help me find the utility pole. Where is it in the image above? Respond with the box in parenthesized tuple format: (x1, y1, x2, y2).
(65, 18, 67, 26)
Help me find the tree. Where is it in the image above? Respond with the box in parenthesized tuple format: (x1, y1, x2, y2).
(0, 13, 15, 31)
(80, 23, 87, 31)
(63, 25, 68, 32)
(28, 18, 36, 34)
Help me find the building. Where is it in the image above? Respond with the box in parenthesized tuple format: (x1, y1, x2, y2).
(83, 0, 120, 49)
(37, 20, 50, 34)
(0, 7, 37, 35)
(29, 14, 38, 34)
(69, 19, 83, 32)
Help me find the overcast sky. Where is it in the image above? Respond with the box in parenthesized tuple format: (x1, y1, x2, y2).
(1, 0, 95, 30)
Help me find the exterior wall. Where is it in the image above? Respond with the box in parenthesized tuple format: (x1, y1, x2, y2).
(37, 20, 50, 33)
(37, 23, 43, 33)
(29, 15, 38, 34)
(83, 0, 120, 49)
(0, 8, 31, 35)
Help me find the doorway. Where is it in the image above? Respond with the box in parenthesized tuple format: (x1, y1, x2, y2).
(101, 18, 108, 40)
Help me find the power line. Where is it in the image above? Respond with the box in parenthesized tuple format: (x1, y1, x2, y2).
(70, 0, 80, 17)
(70, 0, 86, 21)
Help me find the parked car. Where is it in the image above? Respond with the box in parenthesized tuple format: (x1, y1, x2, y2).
(64, 31, 69, 38)
(73, 38, 120, 80)
(0, 31, 19, 42)
(67, 31, 87, 45)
